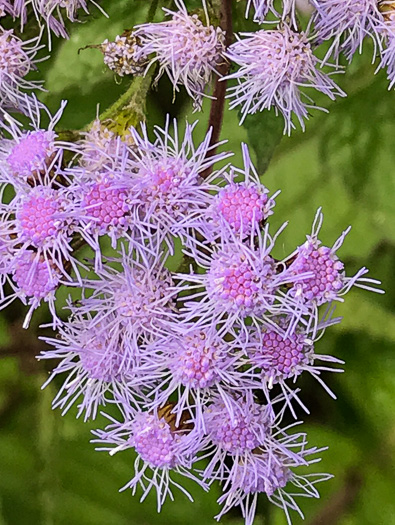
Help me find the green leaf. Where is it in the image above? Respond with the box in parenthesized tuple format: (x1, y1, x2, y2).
(241, 109, 284, 175)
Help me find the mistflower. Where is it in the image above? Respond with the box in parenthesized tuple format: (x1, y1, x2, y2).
(142, 327, 247, 430)
(285, 209, 383, 314)
(134, 0, 226, 109)
(196, 144, 278, 240)
(0, 29, 44, 111)
(311, 0, 383, 63)
(15, 0, 107, 41)
(92, 407, 206, 510)
(202, 394, 308, 488)
(0, 249, 61, 328)
(1, 179, 80, 275)
(245, 0, 273, 21)
(79, 175, 135, 253)
(0, 218, 15, 283)
(71, 246, 180, 358)
(179, 223, 311, 336)
(246, 312, 343, 416)
(0, 98, 69, 183)
(216, 441, 331, 525)
(224, 24, 345, 134)
(100, 31, 145, 77)
(71, 139, 139, 261)
(127, 119, 230, 241)
(39, 314, 144, 420)
(77, 118, 134, 174)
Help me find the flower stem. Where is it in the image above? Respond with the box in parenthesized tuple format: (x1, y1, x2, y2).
(203, 0, 233, 175)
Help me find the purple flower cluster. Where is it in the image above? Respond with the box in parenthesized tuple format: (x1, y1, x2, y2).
(0, 91, 382, 523)
(0, 1, 387, 523)
(99, 0, 395, 133)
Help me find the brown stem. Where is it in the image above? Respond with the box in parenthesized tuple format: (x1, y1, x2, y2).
(203, 0, 233, 176)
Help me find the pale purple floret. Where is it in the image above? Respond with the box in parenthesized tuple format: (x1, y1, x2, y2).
(7, 130, 55, 177)
(17, 186, 65, 245)
(202, 393, 311, 491)
(3, 249, 61, 328)
(216, 441, 331, 525)
(245, 0, 298, 24)
(245, 0, 272, 21)
(71, 245, 180, 358)
(92, 408, 206, 511)
(78, 119, 121, 171)
(0, 99, 68, 182)
(246, 311, 343, 416)
(39, 313, 144, 420)
(1, 180, 79, 272)
(311, 0, 383, 63)
(81, 178, 133, 235)
(224, 24, 345, 134)
(0, 29, 44, 111)
(134, 0, 226, 109)
(179, 223, 311, 336)
(205, 397, 265, 456)
(217, 184, 267, 231)
(0, 0, 13, 17)
(127, 119, 230, 242)
(14, 0, 107, 42)
(142, 327, 247, 430)
(286, 209, 383, 310)
(72, 143, 138, 263)
(194, 144, 277, 241)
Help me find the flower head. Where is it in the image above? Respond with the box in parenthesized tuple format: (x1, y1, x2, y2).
(70, 245, 180, 358)
(216, 444, 330, 525)
(39, 313, 144, 420)
(286, 209, 383, 309)
(189, 144, 277, 242)
(15, 0, 107, 42)
(246, 311, 343, 416)
(224, 24, 345, 133)
(0, 99, 69, 183)
(127, 118, 230, 242)
(311, 0, 383, 62)
(179, 223, 311, 336)
(141, 326, 246, 431)
(134, 0, 226, 109)
(92, 406, 206, 511)
(376, 1, 395, 88)
(0, 30, 44, 112)
(2, 249, 61, 328)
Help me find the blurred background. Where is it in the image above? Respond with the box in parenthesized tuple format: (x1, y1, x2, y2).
(0, 1, 394, 524)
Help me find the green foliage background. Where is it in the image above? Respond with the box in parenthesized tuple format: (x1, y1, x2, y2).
(0, 1, 394, 524)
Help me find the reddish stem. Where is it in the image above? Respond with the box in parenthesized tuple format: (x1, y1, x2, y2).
(203, 0, 233, 176)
